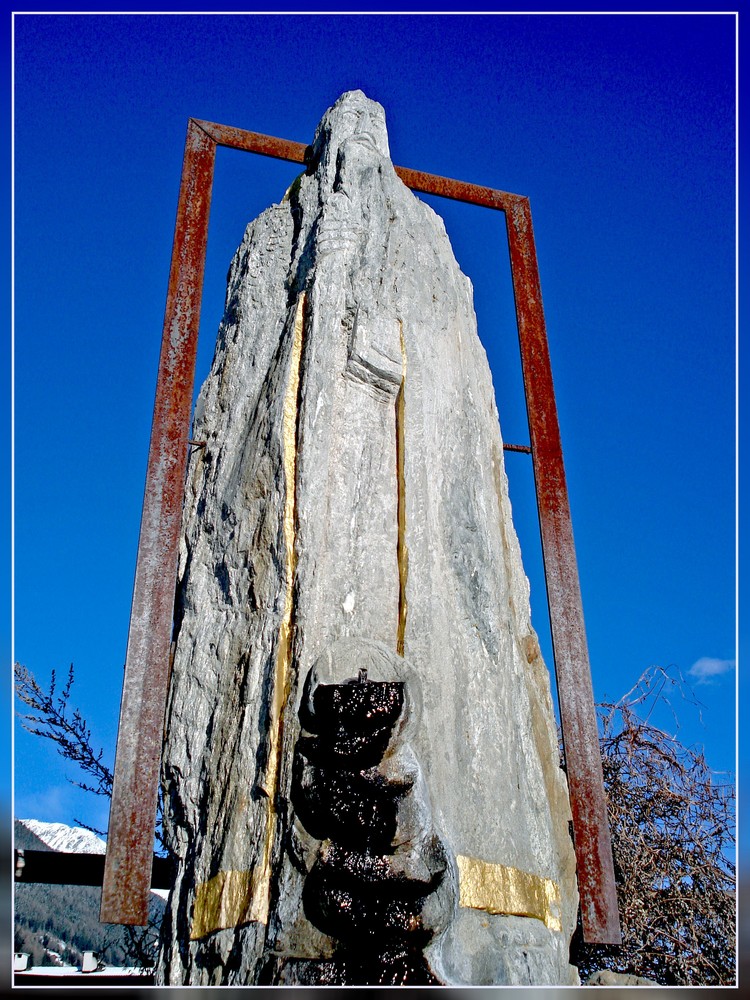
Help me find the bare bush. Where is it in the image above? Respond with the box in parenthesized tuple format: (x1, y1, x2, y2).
(14, 661, 167, 851)
(571, 666, 736, 985)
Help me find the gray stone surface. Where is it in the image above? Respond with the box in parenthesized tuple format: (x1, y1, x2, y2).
(157, 90, 578, 986)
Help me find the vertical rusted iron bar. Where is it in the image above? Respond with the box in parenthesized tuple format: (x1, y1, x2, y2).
(505, 196, 621, 945)
(100, 119, 216, 925)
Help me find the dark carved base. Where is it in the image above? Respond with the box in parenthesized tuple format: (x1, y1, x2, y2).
(275, 948, 442, 986)
(289, 661, 455, 986)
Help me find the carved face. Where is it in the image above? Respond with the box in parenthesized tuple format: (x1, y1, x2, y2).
(312, 91, 390, 166)
(336, 101, 389, 156)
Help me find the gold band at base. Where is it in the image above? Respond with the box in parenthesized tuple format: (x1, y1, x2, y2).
(456, 854, 562, 933)
(191, 853, 562, 939)
(190, 868, 268, 940)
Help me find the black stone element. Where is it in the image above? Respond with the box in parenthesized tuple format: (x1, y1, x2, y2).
(290, 668, 454, 986)
(292, 744, 414, 850)
(299, 676, 405, 767)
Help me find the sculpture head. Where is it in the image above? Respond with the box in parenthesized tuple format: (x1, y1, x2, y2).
(307, 91, 390, 189)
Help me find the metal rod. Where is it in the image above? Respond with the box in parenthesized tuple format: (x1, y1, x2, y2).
(192, 119, 518, 214)
(506, 197, 621, 944)
(194, 119, 308, 163)
(16, 848, 173, 890)
(100, 119, 216, 925)
(393, 165, 516, 211)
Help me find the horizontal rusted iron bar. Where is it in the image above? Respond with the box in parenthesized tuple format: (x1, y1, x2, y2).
(104, 115, 619, 943)
(15, 848, 173, 890)
(101, 118, 216, 927)
(506, 197, 621, 945)
(503, 442, 532, 454)
(193, 119, 308, 163)
(193, 118, 521, 213)
(393, 165, 519, 213)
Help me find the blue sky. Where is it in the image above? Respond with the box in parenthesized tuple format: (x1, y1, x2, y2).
(8, 12, 738, 856)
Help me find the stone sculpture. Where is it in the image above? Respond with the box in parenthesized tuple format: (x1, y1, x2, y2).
(157, 90, 579, 986)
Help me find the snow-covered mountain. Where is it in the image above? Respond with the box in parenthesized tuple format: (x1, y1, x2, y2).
(19, 820, 106, 855)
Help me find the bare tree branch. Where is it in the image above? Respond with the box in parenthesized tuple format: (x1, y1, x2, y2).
(14, 662, 113, 798)
(572, 665, 735, 986)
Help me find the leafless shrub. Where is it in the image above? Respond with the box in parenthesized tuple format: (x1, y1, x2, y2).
(14, 662, 168, 971)
(571, 666, 736, 985)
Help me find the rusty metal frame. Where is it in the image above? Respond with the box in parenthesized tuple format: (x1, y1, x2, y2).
(101, 118, 621, 945)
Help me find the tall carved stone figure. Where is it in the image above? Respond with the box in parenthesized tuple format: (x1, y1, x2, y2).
(157, 91, 579, 985)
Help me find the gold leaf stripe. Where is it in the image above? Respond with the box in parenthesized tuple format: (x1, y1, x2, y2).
(191, 852, 562, 939)
(192, 299, 306, 939)
(190, 869, 264, 940)
(456, 854, 562, 933)
(254, 292, 306, 924)
(223, 292, 307, 934)
(395, 320, 408, 657)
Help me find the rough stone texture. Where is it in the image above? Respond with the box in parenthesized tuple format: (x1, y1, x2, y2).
(157, 91, 578, 986)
